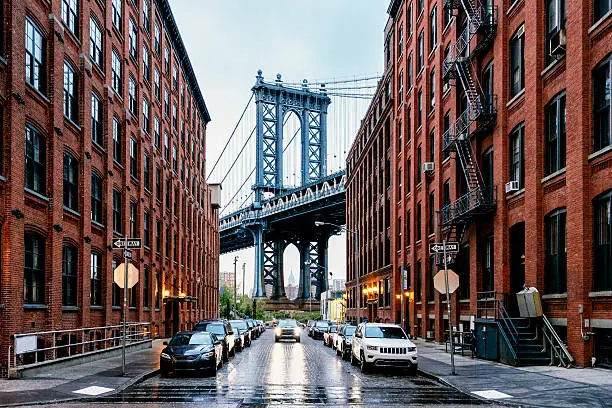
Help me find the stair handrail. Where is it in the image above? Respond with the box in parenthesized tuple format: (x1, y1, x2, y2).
(497, 319, 518, 363)
(541, 314, 574, 367)
(497, 300, 520, 349)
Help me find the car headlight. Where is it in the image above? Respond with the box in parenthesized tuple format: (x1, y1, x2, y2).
(200, 351, 214, 358)
(366, 345, 378, 351)
(160, 352, 171, 360)
(407, 346, 417, 352)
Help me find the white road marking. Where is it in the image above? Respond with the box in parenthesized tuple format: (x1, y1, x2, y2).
(472, 390, 513, 399)
(72, 386, 115, 396)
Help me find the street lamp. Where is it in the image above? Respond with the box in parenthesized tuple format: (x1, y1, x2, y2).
(314, 221, 360, 323)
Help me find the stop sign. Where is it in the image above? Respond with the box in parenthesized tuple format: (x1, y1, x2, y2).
(113, 263, 139, 289)
(433, 269, 460, 294)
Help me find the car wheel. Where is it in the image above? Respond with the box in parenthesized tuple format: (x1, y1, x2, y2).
(336, 347, 341, 356)
(275, 336, 279, 342)
(230, 345, 236, 357)
(218, 355, 223, 369)
(223, 347, 229, 362)
(350, 350, 358, 366)
(360, 352, 370, 374)
(160, 368, 170, 378)
(342, 350, 349, 361)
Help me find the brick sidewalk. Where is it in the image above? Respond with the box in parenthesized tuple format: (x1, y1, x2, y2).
(0, 340, 163, 407)
(415, 340, 612, 408)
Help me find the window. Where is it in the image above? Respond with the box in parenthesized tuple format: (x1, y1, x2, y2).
(156, 220, 162, 253)
(164, 132, 170, 161)
(407, 53, 413, 90)
(129, 18, 137, 60)
(156, 167, 162, 202)
(128, 77, 137, 116)
(112, 0, 122, 32)
(594, 58, 611, 152)
(112, 259, 121, 307)
(172, 146, 178, 172)
(443, 180, 450, 206)
(130, 201, 137, 237)
(406, 210, 411, 246)
(429, 6, 437, 53)
(144, 153, 151, 191)
(430, 69, 435, 110)
(407, 3, 413, 36)
(91, 93, 103, 146)
(165, 227, 170, 256)
(510, 124, 525, 189)
(143, 0, 150, 31)
(415, 260, 422, 301)
(444, 4, 452, 27)
(417, 89, 423, 128)
(63, 62, 78, 122)
(397, 120, 403, 153)
(154, 24, 161, 54)
(428, 191, 435, 234)
(91, 172, 103, 223)
(416, 201, 422, 241)
(482, 147, 494, 196)
(459, 243, 471, 298)
(62, 0, 78, 36)
(90, 17, 103, 67)
(443, 111, 450, 159)
(546, 0, 566, 63)
(155, 272, 161, 308)
(90, 252, 102, 306)
(407, 158, 411, 191)
(111, 51, 122, 95)
(545, 209, 567, 294)
(594, 191, 612, 291)
(545, 92, 566, 175)
(142, 98, 150, 133)
(510, 26, 525, 97)
(418, 0, 424, 15)
(398, 25, 403, 57)
(398, 70, 404, 105)
(130, 136, 138, 178)
(429, 129, 435, 162)
(172, 65, 178, 90)
(154, 69, 161, 100)
(407, 106, 412, 143)
(154, 117, 160, 149)
(418, 30, 424, 72)
(113, 189, 122, 234)
(63, 153, 78, 211)
(143, 267, 150, 308)
(24, 232, 45, 304)
(164, 47, 170, 73)
(416, 145, 422, 184)
(164, 88, 170, 117)
(113, 117, 121, 163)
(143, 46, 150, 82)
(62, 245, 77, 307)
(166, 178, 171, 208)
(26, 18, 45, 93)
(594, 0, 611, 22)
(25, 125, 46, 194)
(144, 211, 151, 248)
(172, 104, 178, 129)
(443, 45, 451, 91)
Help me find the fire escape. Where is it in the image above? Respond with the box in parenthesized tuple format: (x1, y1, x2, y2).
(439, 0, 498, 254)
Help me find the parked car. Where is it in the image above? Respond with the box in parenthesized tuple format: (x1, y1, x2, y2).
(247, 319, 259, 338)
(350, 323, 418, 374)
(257, 320, 266, 332)
(335, 324, 357, 360)
(324, 325, 339, 347)
(274, 319, 301, 342)
(229, 320, 252, 348)
(193, 320, 236, 361)
(306, 321, 316, 336)
(160, 331, 223, 377)
(310, 320, 330, 340)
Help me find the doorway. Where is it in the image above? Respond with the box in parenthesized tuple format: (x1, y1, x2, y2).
(164, 300, 180, 337)
(508, 223, 525, 316)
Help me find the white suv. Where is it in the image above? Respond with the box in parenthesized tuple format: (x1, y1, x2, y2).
(350, 323, 417, 374)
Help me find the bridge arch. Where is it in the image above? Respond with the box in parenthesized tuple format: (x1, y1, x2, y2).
(282, 110, 302, 188)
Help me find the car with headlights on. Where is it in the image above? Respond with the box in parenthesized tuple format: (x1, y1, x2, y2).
(350, 323, 418, 374)
(324, 324, 339, 347)
(229, 319, 252, 348)
(274, 319, 301, 342)
(336, 324, 357, 360)
(310, 320, 330, 340)
(160, 331, 223, 377)
(193, 320, 236, 361)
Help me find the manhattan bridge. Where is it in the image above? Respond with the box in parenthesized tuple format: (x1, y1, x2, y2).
(208, 70, 378, 303)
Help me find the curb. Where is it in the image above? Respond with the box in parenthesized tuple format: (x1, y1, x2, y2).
(0, 367, 160, 408)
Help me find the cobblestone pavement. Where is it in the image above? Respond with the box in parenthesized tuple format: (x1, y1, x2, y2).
(74, 330, 494, 407)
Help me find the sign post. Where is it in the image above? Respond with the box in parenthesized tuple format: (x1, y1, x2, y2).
(112, 236, 142, 376)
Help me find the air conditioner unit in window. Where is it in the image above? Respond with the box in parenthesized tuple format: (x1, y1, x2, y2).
(422, 162, 435, 173)
(505, 180, 520, 193)
(550, 29, 566, 56)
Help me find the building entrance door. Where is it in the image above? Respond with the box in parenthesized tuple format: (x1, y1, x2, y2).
(508, 223, 526, 316)
(368, 301, 378, 322)
(164, 300, 180, 337)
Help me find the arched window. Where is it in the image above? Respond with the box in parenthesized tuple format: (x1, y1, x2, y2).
(24, 232, 45, 304)
(63, 152, 78, 211)
(62, 244, 78, 306)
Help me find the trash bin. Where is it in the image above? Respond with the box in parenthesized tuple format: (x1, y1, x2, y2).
(516, 287, 543, 318)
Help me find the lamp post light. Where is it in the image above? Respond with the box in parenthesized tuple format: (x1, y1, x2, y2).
(314, 221, 359, 322)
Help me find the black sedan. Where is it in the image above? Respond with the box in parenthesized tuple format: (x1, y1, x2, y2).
(310, 321, 330, 340)
(160, 331, 223, 377)
(229, 320, 252, 348)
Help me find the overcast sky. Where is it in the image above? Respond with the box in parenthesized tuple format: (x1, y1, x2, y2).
(169, 0, 389, 294)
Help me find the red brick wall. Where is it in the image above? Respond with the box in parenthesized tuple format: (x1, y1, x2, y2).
(0, 0, 219, 372)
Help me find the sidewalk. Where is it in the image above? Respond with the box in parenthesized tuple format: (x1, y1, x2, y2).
(415, 340, 612, 408)
(0, 339, 164, 407)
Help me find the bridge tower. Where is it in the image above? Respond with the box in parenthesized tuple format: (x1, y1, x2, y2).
(245, 71, 333, 300)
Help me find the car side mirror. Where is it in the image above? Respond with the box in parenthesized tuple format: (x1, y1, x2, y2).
(162, 341, 168, 345)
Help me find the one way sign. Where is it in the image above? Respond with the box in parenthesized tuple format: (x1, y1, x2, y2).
(112, 238, 142, 250)
(429, 242, 459, 254)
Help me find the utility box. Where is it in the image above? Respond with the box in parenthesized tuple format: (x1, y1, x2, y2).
(516, 287, 543, 318)
(209, 184, 222, 209)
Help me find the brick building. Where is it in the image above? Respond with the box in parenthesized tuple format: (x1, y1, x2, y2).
(0, 0, 220, 373)
(347, 0, 612, 367)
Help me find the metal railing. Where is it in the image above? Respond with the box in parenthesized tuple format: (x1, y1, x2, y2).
(541, 315, 574, 367)
(8, 322, 151, 375)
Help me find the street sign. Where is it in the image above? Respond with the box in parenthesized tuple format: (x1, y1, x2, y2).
(124, 250, 132, 260)
(434, 269, 460, 294)
(429, 242, 459, 254)
(113, 263, 139, 288)
(112, 238, 142, 249)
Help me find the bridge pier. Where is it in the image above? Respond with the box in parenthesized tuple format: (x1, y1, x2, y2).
(263, 240, 286, 299)
(242, 223, 266, 298)
(295, 232, 332, 301)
